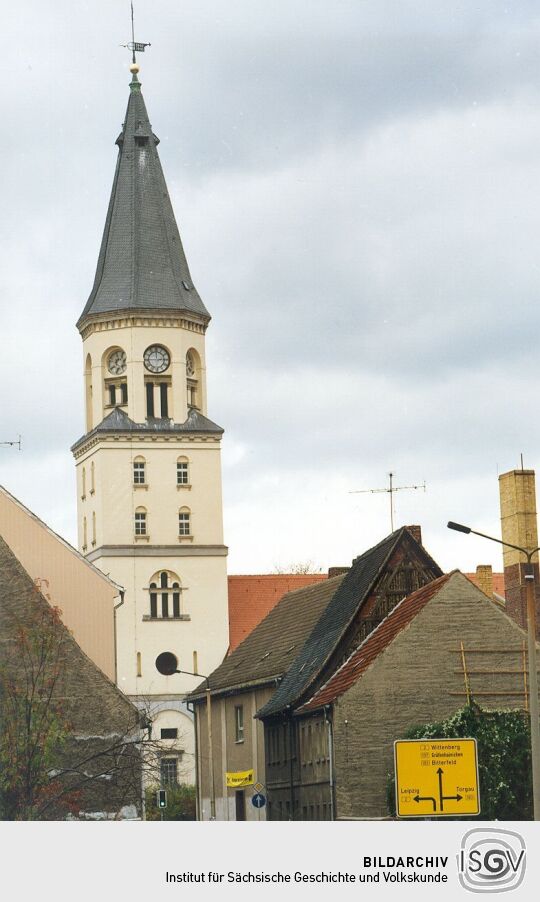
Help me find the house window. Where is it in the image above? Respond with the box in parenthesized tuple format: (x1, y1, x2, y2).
(146, 571, 182, 620)
(178, 510, 191, 536)
(235, 705, 244, 743)
(160, 728, 178, 740)
(160, 758, 178, 786)
(135, 510, 147, 535)
(177, 459, 189, 485)
(133, 460, 146, 484)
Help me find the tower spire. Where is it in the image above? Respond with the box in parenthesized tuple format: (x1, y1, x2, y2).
(77, 45, 208, 331)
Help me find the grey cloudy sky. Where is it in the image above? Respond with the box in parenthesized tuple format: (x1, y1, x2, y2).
(2, 0, 540, 573)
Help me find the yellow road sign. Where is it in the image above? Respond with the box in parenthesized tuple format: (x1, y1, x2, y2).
(225, 769, 254, 788)
(394, 738, 480, 818)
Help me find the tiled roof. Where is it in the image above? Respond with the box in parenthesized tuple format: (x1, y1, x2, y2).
(465, 571, 505, 598)
(257, 527, 443, 719)
(77, 75, 209, 329)
(189, 575, 345, 699)
(299, 572, 452, 712)
(228, 574, 328, 652)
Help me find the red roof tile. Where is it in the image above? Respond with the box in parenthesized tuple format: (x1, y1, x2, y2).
(465, 572, 505, 598)
(228, 574, 327, 652)
(299, 572, 452, 712)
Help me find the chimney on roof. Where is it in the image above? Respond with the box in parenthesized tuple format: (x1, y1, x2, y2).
(328, 566, 350, 578)
(406, 525, 422, 545)
(499, 468, 540, 633)
(475, 564, 494, 599)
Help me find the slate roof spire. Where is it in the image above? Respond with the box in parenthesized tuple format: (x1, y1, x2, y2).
(77, 69, 209, 330)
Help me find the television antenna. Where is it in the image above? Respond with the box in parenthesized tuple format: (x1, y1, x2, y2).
(349, 471, 426, 532)
(0, 435, 22, 451)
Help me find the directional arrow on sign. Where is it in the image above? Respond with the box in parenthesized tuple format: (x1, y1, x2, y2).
(437, 767, 463, 811)
(413, 795, 436, 811)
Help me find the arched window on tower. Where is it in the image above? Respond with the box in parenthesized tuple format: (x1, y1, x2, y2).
(145, 570, 184, 620)
(81, 466, 86, 500)
(178, 507, 192, 538)
(134, 506, 148, 537)
(186, 350, 200, 410)
(177, 456, 190, 487)
(85, 354, 93, 432)
(90, 461, 95, 495)
(82, 516, 87, 551)
(133, 456, 147, 486)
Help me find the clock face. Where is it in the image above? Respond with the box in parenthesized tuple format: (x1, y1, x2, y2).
(144, 344, 170, 374)
(108, 349, 127, 375)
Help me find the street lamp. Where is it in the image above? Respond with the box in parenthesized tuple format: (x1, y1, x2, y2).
(155, 654, 216, 820)
(447, 520, 540, 821)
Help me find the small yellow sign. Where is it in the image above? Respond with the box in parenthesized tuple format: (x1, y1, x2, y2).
(226, 769, 254, 788)
(394, 738, 480, 818)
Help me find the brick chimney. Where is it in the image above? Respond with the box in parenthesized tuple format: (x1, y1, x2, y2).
(499, 468, 540, 633)
(406, 525, 422, 545)
(475, 565, 494, 599)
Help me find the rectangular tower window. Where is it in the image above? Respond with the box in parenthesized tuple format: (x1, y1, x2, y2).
(178, 512, 191, 536)
(135, 512, 147, 535)
(161, 592, 169, 618)
(109, 384, 117, 406)
(121, 382, 128, 405)
(160, 382, 169, 418)
(150, 590, 157, 619)
(160, 728, 178, 740)
(146, 381, 155, 418)
(172, 590, 180, 618)
(133, 461, 146, 484)
(177, 462, 189, 485)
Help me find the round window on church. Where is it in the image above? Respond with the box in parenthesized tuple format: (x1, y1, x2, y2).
(107, 348, 127, 375)
(144, 344, 170, 374)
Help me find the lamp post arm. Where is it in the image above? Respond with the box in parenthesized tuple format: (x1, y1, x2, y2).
(468, 529, 540, 563)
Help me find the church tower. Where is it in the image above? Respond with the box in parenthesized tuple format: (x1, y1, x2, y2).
(71, 61, 229, 780)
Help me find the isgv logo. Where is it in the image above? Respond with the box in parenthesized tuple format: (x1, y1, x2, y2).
(458, 829, 526, 893)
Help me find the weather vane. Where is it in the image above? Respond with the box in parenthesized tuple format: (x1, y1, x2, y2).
(121, 2, 151, 66)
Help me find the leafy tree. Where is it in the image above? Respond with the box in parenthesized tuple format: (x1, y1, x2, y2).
(387, 703, 532, 820)
(145, 783, 196, 821)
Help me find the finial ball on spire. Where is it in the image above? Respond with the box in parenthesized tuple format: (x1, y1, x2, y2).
(129, 62, 140, 74)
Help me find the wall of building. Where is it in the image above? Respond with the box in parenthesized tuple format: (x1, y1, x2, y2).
(0, 486, 117, 680)
(196, 685, 273, 820)
(332, 574, 532, 819)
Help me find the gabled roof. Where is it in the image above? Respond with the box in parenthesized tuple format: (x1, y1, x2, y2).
(257, 527, 443, 719)
(189, 575, 345, 700)
(71, 406, 223, 452)
(77, 74, 209, 330)
(227, 574, 328, 652)
(298, 572, 452, 712)
(0, 535, 136, 724)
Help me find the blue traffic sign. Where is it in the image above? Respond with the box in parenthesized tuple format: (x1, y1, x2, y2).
(252, 792, 266, 809)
